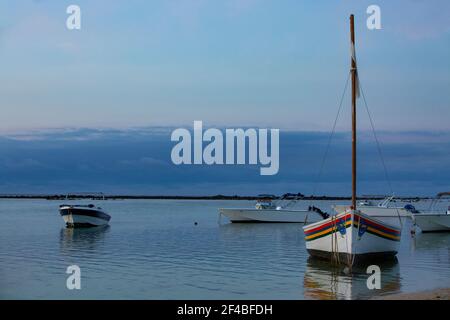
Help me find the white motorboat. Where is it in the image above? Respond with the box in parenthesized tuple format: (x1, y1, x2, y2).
(412, 192, 450, 232)
(302, 15, 402, 265)
(219, 207, 327, 223)
(219, 195, 329, 223)
(358, 199, 374, 206)
(59, 204, 111, 227)
(332, 196, 412, 225)
(413, 213, 450, 232)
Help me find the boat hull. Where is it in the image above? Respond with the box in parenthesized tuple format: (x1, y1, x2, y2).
(219, 208, 253, 222)
(306, 249, 398, 264)
(413, 214, 450, 232)
(59, 207, 111, 227)
(219, 208, 323, 223)
(303, 210, 401, 264)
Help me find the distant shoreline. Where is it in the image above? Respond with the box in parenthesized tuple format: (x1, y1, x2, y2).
(0, 194, 427, 201)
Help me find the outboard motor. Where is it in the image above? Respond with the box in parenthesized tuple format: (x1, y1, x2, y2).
(404, 204, 419, 213)
(309, 206, 330, 219)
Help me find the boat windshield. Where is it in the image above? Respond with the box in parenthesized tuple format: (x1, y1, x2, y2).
(378, 195, 395, 208)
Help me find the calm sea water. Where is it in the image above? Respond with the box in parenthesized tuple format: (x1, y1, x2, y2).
(0, 199, 449, 299)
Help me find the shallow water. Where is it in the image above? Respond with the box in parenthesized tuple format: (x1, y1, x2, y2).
(0, 199, 449, 299)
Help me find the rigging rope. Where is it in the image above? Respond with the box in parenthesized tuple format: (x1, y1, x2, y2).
(359, 83, 393, 195)
(359, 80, 403, 228)
(310, 72, 351, 207)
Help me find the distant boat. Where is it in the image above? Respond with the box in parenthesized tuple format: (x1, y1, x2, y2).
(358, 199, 373, 206)
(59, 204, 111, 227)
(412, 192, 450, 232)
(219, 195, 328, 223)
(302, 15, 402, 265)
(332, 196, 412, 225)
(219, 207, 327, 223)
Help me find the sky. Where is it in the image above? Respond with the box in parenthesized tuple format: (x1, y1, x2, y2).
(0, 1, 449, 195)
(0, 0, 449, 131)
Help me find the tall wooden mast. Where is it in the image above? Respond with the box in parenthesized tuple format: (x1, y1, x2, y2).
(350, 14, 357, 210)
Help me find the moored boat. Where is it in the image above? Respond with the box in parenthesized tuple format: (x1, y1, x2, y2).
(332, 196, 412, 225)
(59, 204, 111, 227)
(302, 15, 402, 265)
(413, 213, 450, 232)
(219, 207, 327, 223)
(304, 209, 401, 264)
(219, 194, 329, 223)
(412, 192, 450, 232)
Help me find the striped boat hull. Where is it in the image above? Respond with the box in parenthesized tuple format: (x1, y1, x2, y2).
(303, 210, 401, 263)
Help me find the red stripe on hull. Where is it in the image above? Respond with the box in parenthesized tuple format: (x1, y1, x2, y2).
(304, 214, 351, 234)
(354, 214, 400, 235)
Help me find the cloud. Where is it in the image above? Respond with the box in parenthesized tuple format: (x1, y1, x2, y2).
(0, 127, 448, 196)
(0, 158, 43, 169)
(1, 127, 174, 141)
(119, 157, 168, 167)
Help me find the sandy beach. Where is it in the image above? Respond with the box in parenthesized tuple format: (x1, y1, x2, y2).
(374, 288, 450, 300)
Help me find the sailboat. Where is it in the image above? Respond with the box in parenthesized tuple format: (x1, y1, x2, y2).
(302, 15, 402, 264)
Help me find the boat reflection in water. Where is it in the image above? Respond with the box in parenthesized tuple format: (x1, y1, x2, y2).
(59, 225, 111, 253)
(303, 257, 401, 300)
(411, 231, 450, 253)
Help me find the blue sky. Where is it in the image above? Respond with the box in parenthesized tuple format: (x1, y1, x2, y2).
(0, 0, 449, 131)
(0, 1, 449, 195)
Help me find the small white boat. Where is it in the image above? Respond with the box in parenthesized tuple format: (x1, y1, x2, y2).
(219, 194, 329, 223)
(413, 213, 450, 232)
(59, 204, 111, 227)
(332, 196, 412, 225)
(219, 207, 327, 223)
(412, 192, 450, 232)
(303, 15, 402, 265)
(358, 199, 374, 206)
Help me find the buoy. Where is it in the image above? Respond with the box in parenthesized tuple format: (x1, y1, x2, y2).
(194, 222, 198, 226)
